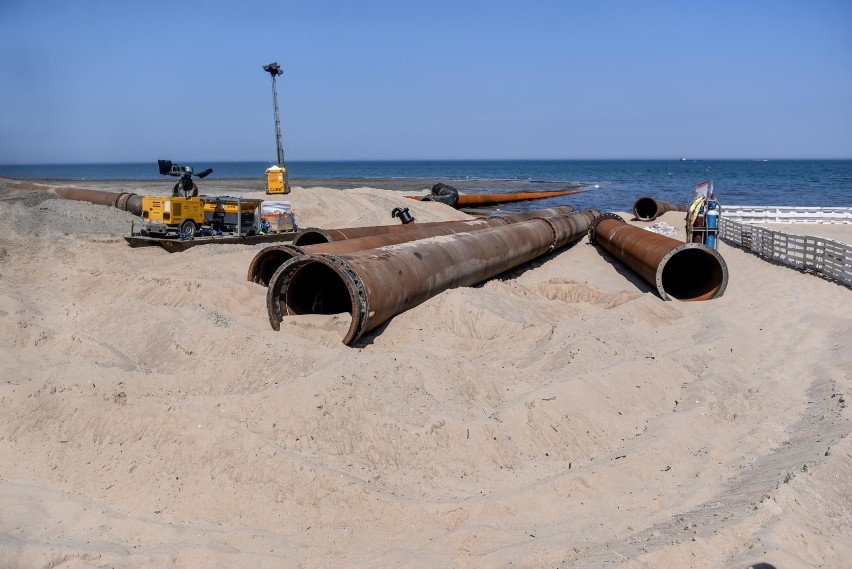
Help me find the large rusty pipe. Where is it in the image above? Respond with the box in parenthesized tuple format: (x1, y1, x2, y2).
(249, 219, 507, 285)
(293, 205, 577, 246)
(54, 187, 124, 207)
(292, 220, 489, 246)
(589, 213, 728, 301)
(632, 197, 687, 221)
(250, 205, 578, 285)
(54, 187, 143, 215)
(267, 209, 599, 345)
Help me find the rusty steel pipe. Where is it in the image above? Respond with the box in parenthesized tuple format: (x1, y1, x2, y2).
(250, 205, 578, 284)
(54, 187, 124, 207)
(632, 197, 687, 221)
(589, 213, 728, 301)
(293, 205, 576, 246)
(292, 220, 490, 246)
(249, 220, 508, 285)
(266, 209, 599, 345)
(54, 187, 143, 215)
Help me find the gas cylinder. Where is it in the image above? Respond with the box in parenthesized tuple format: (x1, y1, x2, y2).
(705, 201, 720, 250)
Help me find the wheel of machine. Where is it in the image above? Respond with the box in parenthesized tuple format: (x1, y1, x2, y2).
(180, 220, 197, 238)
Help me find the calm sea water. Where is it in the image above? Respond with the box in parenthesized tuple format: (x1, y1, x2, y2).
(1, 160, 850, 213)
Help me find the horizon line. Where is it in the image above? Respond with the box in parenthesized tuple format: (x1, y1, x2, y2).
(2, 157, 852, 167)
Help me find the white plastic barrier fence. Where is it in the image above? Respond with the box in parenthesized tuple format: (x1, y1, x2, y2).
(722, 206, 852, 224)
(719, 216, 852, 287)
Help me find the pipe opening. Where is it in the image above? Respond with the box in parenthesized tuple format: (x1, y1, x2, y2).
(254, 249, 299, 286)
(660, 247, 727, 301)
(293, 229, 332, 246)
(281, 261, 354, 316)
(633, 197, 659, 220)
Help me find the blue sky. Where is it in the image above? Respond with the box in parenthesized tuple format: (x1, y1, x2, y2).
(1, 0, 851, 163)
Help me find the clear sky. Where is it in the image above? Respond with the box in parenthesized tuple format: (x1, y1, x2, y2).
(1, 0, 851, 163)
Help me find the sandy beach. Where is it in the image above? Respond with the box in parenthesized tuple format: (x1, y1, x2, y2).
(1, 177, 850, 568)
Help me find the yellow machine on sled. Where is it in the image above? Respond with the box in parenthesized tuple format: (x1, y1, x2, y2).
(140, 195, 265, 238)
(140, 195, 206, 238)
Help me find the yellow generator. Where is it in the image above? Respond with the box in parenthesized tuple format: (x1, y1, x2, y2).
(140, 196, 264, 238)
(266, 165, 290, 194)
(140, 196, 206, 237)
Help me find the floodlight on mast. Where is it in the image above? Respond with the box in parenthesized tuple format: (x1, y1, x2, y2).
(262, 61, 290, 194)
(263, 62, 285, 168)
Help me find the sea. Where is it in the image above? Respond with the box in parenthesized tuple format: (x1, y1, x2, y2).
(1, 159, 850, 214)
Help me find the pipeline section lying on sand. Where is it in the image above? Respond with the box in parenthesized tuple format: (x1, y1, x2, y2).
(266, 209, 600, 345)
(250, 220, 506, 286)
(54, 187, 143, 216)
(251, 206, 578, 285)
(293, 205, 576, 246)
(292, 220, 496, 246)
(589, 213, 728, 301)
(632, 197, 686, 221)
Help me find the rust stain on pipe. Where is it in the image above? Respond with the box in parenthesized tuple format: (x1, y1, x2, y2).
(266, 209, 599, 345)
(589, 213, 728, 301)
(251, 205, 579, 285)
(632, 197, 687, 221)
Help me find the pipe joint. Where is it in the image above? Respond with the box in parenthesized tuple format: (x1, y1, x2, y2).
(589, 213, 625, 243)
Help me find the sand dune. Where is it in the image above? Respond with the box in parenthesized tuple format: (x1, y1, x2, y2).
(0, 178, 850, 568)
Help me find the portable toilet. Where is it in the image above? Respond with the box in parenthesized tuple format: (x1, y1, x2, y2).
(266, 165, 290, 194)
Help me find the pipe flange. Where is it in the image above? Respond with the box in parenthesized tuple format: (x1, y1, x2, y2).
(115, 192, 133, 212)
(588, 213, 625, 243)
(655, 242, 730, 301)
(316, 254, 371, 344)
(528, 217, 559, 250)
(267, 256, 310, 330)
(113, 192, 130, 209)
(249, 244, 306, 284)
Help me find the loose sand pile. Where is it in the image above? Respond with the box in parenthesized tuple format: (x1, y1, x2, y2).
(0, 178, 850, 568)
